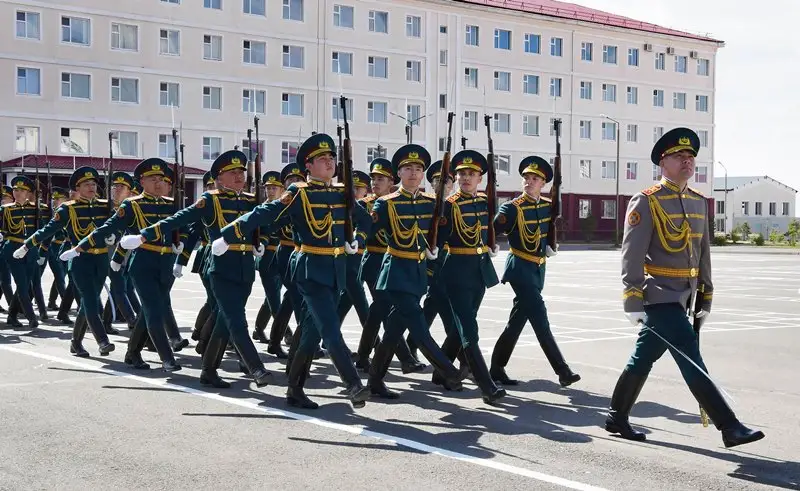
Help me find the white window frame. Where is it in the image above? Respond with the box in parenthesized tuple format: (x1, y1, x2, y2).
(463, 111, 478, 132)
(493, 113, 511, 133)
(550, 37, 563, 56)
(61, 16, 91, 46)
(524, 33, 540, 54)
(60, 127, 90, 155)
(465, 25, 479, 46)
(159, 28, 180, 56)
(332, 97, 353, 121)
(493, 71, 511, 92)
(602, 45, 618, 64)
(601, 122, 617, 141)
(282, 45, 305, 69)
(579, 81, 592, 100)
(332, 51, 353, 75)
(627, 47, 639, 66)
(367, 101, 387, 123)
(203, 86, 222, 110)
(368, 10, 388, 34)
(626, 161, 638, 180)
(696, 95, 709, 112)
(243, 0, 266, 16)
(61, 72, 92, 100)
(282, 0, 304, 21)
(464, 67, 478, 88)
(549, 77, 562, 97)
(673, 92, 687, 110)
(601, 160, 617, 180)
(158, 134, 176, 159)
(242, 89, 266, 114)
(626, 86, 638, 105)
(602, 83, 617, 103)
(203, 34, 222, 61)
(16, 10, 41, 41)
(368, 55, 388, 79)
(523, 74, 539, 95)
(602, 200, 617, 219)
(202, 136, 223, 161)
(494, 28, 511, 50)
(653, 89, 664, 107)
(579, 120, 591, 139)
(243, 40, 267, 65)
(15, 126, 40, 153)
(579, 160, 591, 179)
(110, 130, 139, 157)
(111, 76, 139, 104)
(16, 67, 41, 96)
(522, 115, 539, 136)
(159, 81, 180, 107)
(333, 4, 354, 29)
(406, 60, 421, 82)
(580, 42, 593, 61)
(281, 93, 304, 117)
(405, 15, 421, 38)
(111, 22, 139, 51)
(578, 199, 591, 219)
(626, 124, 638, 143)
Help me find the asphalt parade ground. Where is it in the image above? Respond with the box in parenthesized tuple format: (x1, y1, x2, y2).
(1, 250, 798, 490)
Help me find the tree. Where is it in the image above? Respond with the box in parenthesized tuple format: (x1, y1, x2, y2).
(739, 222, 752, 241)
(788, 219, 800, 246)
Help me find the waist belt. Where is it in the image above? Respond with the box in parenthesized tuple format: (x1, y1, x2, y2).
(509, 247, 546, 265)
(366, 245, 387, 254)
(227, 244, 254, 252)
(644, 265, 698, 278)
(6, 237, 25, 244)
(85, 247, 108, 255)
(448, 245, 489, 255)
(140, 243, 173, 255)
(52, 239, 65, 245)
(279, 240, 295, 247)
(300, 244, 344, 257)
(388, 246, 426, 262)
(266, 244, 278, 252)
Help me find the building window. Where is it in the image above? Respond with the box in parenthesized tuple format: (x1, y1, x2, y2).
(15, 126, 39, 153)
(204, 0, 221, 9)
(549, 77, 562, 97)
(159, 29, 180, 56)
(406, 60, 421, 82)
(367, 101, 387, 123)
(653, 126, 664, 142)
(333, 4, 354, 28)
(463, 111, 478, 132)
(697, 58, 710, 76)
(332, 51, 352, 74)
(61, 72, 91, 100)
(580, 42, 593, 61)
(716, 201, 725, 214)
(439, 50, 447, 66)
(368, 56, 388, 78)
(579, 81, 592, 100)
(60, 127, 89, 154)
(602, 83, 616, 102)
(110, 130, 138, 157)
(406, 15, 421, 37)
(439, 94, 446, 109)
(464, 68, 478, 88)
(203, 34, 222, 61)
(369, 10, 388, 33)
(111, 77, 139, 103)
(112, 23, 139, 51)
(602, 200, 617, 219)
(16, 67, 41, 96)
(16, 11, 40, 40)
(243, 89, 266, 114)
(652, 166, 661, 181)
(523, 115, 539, 136)
(162, 0, 180, 4)
(282, 45, 304, 69)
(243, 40, 266, 65)
(742, 201, 750, 215)
(523, 74, 539, 95)
(674, 55, 688, 73)
(158, 134, 175, 158)
(495, 154, 511, 174)
(366, 145, 387, 162)
(282, 0, 303, 21)
(281, 93, 304, 116)
(494, 71, 511, 91)
(626, 161, 638, 180)
(603, 45, 617, 64)
(601, 122, 617, 141)
(61, 16, 90, 45)
(406, 104, 421, 126)
(281, 141, 299, 164)
(696, 95, 709, 112)
(769, 202, 777, 216)
(782, 202, 790, 216)
(438, 138, 446, 152)
(494, 29, 511, 50)
(579, 160, 591, 178)
(244, 0, 265, 16)
(754, 201, 763, 216)
(332, 96, 353, 121)
(240, 139, 265, 161)
(159, 81, 180, 107)
(465, 25, 479, 46)
(203, 86, 222, 110)
(202, 136, 222, 160)
(673, 92, 687, 110)
(601, 160, 617, 179)
(715, 218, 725, 232)
(579, 199, 591, 219)
(654, 52, 665, 70)
(694, 166, 708, 184)
(493, 113, 511, 133)
(628, 47, 639, 66)
(698, 130, 709, 147)
(550, 37, 563, 56)
(626, 124, 638, 142)
(653, 89, 664, 107)
(627, 86, 638, 104)
(439, 25, 447, 34)
(579, 120, 591, 139)
(524, 33, 540, 54)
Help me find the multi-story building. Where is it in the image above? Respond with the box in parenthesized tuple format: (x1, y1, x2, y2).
(2, 0, 722, 238)
(713, 176, 797, 236)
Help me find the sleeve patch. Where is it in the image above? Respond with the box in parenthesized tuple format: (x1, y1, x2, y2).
(628, 210, 641, 227)
(371, 211, 379, 223)
(280, 191, 293, 205)
(497, 214, 507, 225)
(195, 198, 206, 208)
(439, 216, 447, 226)
(53, 211, 60, 222)
(116, 207, 125, 218)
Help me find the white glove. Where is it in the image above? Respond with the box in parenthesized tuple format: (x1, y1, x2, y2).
(545, 245, 558, 257)
(489, 244, 499, 258)
(625, 311, 646, 326)
(253, 244, 265, 258)
(425, 247, 439, 260)
(13, 246, 28, 259)
(172, 264, 183, 278)
(120, 235, 144, 250)
(110, 261, 122, 272)
(104, 234, 116, 245)
(211, 237, 228, 256)
(171, 242, 184, 255)
(37, 257, 46, 266)
(59, 248, 80, 261)
(344, 240, 358, 255)
(0, 233, 4, 242)
(694, 310, 710, 328)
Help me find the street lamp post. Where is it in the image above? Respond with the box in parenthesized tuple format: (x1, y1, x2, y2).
(389, 110, 432, 144)
(718, 161, 728, 233)
(602, 114, 621, 247)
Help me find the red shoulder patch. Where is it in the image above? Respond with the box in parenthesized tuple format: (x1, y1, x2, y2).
(642, 184, 662, 196)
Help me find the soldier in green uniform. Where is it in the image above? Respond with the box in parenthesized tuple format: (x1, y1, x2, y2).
(159, 166, 190, 351)
(605, 128, 764, 448)
(215, 134, 371, 409)
(102, 172, 137, 335)
(45, 187, 70, 315)
(0, 185, 15, 321)
(366, 144, 464, 399)
(436, 150, 506, 404)
(22, 167, 115, 354)
(181, 172, 215, 342)
(119, 150, 271, 387)
(489, 157, 581, 388)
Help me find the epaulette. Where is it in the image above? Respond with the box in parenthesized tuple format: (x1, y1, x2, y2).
(97, 198, 109, 204)
(242, 191, 255, 198)
(377, 191, 401, 201)
(289, 182, 308, 189)
(688, 186, 705, 198)
(126, 194, 145, 201)
(641, 184, 662, 196)
(540, 196, 552, 203)
(163, 196, 174, 202)
(446, 193, 460, 204)
(512, 195, 526, 205)
(360, 194, 377, 204)
(420, 191, 436, 200)
(208, 189, 222, 195)
(1, 202, 16, 209)
(476, 192, 487, 198)
(331, 182, 345, 188)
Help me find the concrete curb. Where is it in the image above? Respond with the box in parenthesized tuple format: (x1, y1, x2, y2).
(710, 246, 800, 255)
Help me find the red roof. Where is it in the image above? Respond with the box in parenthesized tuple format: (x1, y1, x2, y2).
(1, 154, 206, 177)
(454, 0, 723, 43)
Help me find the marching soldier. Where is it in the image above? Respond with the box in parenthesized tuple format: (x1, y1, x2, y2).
(605, 128, 764, 448)
(45, 187, 70, 314)
(182, 172, 215, 342)
(215, 133, 372, 409)
(0, 185, 15, 319)
(489, 157, 581, 387)
(102, 171, 137, 334)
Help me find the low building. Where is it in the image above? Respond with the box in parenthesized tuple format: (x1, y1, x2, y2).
(713, 176, 797, 236)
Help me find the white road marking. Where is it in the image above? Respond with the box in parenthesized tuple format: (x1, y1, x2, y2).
(0, 345, 609, 491)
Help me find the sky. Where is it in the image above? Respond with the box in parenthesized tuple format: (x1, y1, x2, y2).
(573, 0, 800, 205)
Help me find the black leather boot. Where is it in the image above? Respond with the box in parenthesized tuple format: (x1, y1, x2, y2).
(687, 379, 765, 448)
(123, 317, 151, 369)
(490, 327, 522, 386)
(199, 334, 231, 389)
(327, 340, 370, 408)
(266, 312, 288, 359)
(192, 302, 211, 340)
(415, 333, 462, 391)
(431, 335, 464, 388)
(69, 313, 90, 358)
(194, 310, 216, 355)
(286, 352, 318, 409)
(605, 369, 648, 441)
(463, 344, 506, 405)
(252, 303, 270, 344)
(367, 341, 400, 400)
(284, 321, 304, 376)
(395, 337, 426, 374)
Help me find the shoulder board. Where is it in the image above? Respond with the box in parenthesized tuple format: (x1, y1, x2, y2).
(476, 192, 487, 198)
(360, 194, 377, 204)
(420, 191, 437, 200)
(290, 182, 308, 189)
(540, 196, 552, 203)
(1, 202, 16, 209)
(688, 186, 705, 198)
(446, 194, 460, 204)
(39, 203, 49, 209)
(641, 184, 662, 196)
(377, 191, 401, 201)
(512, 195, 526, 205)
(208, 189, 222, 195)
(242, 191, 255, 198)
(126, 195, 145, 202)
(61, 200, 76, 207)
(163, 196, 174, 203)
(97, 198, 108, 205)
(331, 182, 345, 188)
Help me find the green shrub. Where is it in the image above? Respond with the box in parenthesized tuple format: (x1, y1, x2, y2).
(753, 234, 765, 246)
(712, 234, 727, 246)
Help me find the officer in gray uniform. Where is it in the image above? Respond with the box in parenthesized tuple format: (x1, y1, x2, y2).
(605, 127, 765, 449)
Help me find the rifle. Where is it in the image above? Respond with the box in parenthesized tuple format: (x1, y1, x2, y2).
(428, 112, 454, 248)
(547, 119, 563, 251)
(461, 136, 467, 150)
(246, 128, 254, 192)
(107, 133, 115, 216)
(692, 283, 710, 428)
(483, 114, 497, 250)
(335, 125, 344, 184)
(34, 154, 41, 227)
(339, 95, 354, 243)
(171, 128, 180, 246)
(251, 116, 262, 248)
(45, 147, 52, 219)
(179, 123, 185, 210)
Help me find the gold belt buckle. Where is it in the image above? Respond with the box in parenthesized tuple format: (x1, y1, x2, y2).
(689, 267, 697, 277)
(419, 251, 425, 260)
(239, 244, 246, 251)
(538, 257, 545, 265)
(333, 247, 340, 257)
(476, 246, 483, 255)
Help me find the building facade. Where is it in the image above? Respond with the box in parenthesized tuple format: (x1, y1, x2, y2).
(3, 0, 722, 240)
(713, 176, 797, 236)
